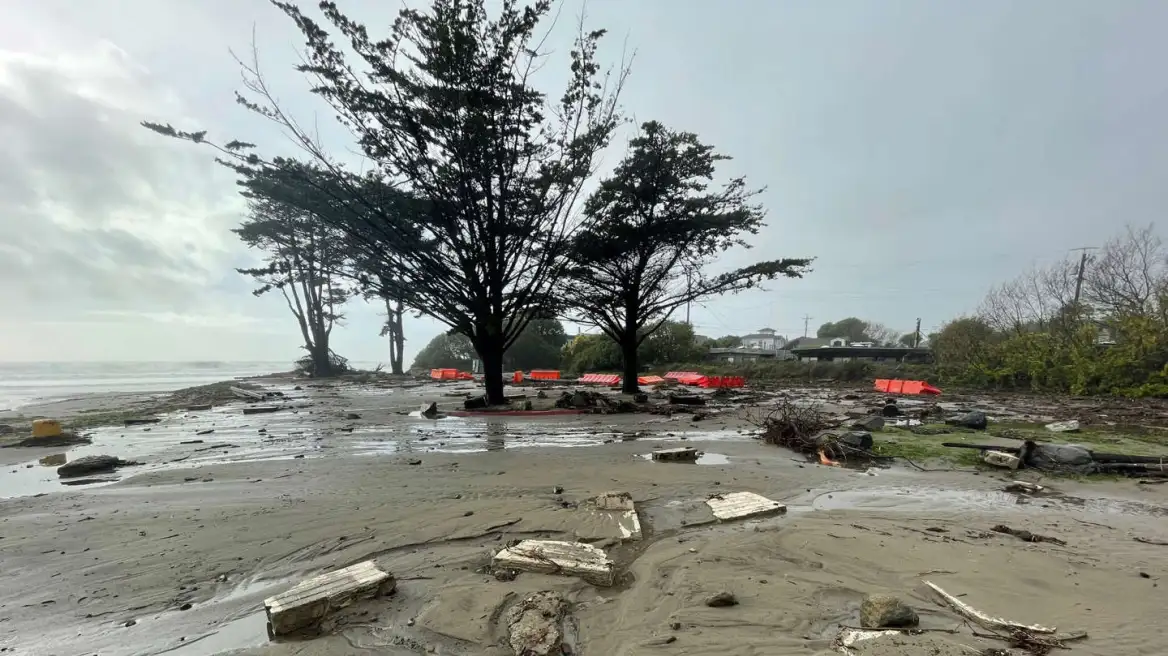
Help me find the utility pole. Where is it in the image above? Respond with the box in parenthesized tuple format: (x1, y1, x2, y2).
(802, 314, 812, 338)
(913, 317, 921, 347)
(1070, 247, 1098, 307)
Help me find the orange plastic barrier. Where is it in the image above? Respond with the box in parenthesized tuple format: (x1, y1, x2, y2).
(874, 379, 941, 395)
(513, 371, 524, 383)
(697, 375, 745, 389)
(678, 373, 704, 385)
(664, 371, 700, 381)
(431, 368, 459, 380)
(637, 375, 666, 385)
(457, 371, 474, 380)
(529, 370, 561, 381)
(578, 373, 621, 385)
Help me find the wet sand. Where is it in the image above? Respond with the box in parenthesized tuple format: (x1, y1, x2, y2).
(1, 380, 1167, 655)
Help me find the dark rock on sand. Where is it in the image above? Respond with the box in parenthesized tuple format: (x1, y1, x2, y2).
(946, 410, 988, 430)
(57, 455, 130, 478)
(851, 416, 885, 432)
(881, 402, 901, 417)
(704, 591, 738, 607)
(860, 593, 919, 628)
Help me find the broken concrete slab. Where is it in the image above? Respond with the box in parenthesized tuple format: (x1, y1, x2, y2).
(1045, 419, 1081, 433)
(492, 540, 615, 586)
(705, 491, 786, 522)
(651, 447, 699, 462)
(983, 450, 1021, 469)
(591, 491, 642, 541)
(506, 591, 570, 656)
(263, 560, 394, 638)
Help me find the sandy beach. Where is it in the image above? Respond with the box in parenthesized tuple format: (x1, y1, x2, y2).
(2, 377, 1167, 656)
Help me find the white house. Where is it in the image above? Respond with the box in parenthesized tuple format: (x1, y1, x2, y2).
(740, 328, 785, 351)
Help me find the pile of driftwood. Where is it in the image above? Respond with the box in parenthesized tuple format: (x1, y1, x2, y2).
(754, 401, 877, 465)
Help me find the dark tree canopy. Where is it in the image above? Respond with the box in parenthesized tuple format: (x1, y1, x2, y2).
(817, 317, 874, 343)
(411, 318, 569, 371)
(144, 0, 628, 405)
(234, 169, 354, 376)
(564, 121, 811, 392)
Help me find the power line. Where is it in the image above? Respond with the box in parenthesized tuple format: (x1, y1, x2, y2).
(802, 314, 812, 337)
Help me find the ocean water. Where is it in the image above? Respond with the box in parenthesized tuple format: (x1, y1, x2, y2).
(0, 361, 316, 412)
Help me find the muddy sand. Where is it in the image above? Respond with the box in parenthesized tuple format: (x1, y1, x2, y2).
(1, 379, 1167, 655)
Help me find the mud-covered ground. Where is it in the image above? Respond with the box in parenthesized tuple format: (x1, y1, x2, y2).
(1, 377, 1167, 656)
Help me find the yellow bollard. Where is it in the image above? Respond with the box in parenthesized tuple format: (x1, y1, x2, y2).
(31, 419, 63, 439)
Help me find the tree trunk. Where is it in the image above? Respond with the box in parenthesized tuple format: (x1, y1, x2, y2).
(479, 340, 506, 405)
(620, 334, 640, 394)
(310, 341, 333, 377)
(386, 300, 405, 375)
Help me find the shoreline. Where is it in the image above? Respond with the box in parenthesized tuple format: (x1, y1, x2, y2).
(0, 376, 1166, 655)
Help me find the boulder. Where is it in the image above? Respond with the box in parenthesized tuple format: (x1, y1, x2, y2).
(814, 430, 874, 451)
(1045, 420, 1080, 433)
(704, 591, 738, 607)
(860, 593, 919, 628)
(945, 410, 987, 430)
(881, 403, 901, 417)
(57, 455, 125, 478)
(851, 416, 885, 432)
(505, 591, 568, 656)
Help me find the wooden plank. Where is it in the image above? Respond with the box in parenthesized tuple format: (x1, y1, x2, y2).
(705, 491, 786, 521)
(493, 540, 615, 586)
(263, 560, 394, 637)
(230, 386, 266, 401)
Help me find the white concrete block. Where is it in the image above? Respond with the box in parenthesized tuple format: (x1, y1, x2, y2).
(705, 491, 786, 521)
(493, 540, 615, 586)
(263, 560, 394, 637)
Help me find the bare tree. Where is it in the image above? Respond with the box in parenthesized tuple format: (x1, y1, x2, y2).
(978, 258, 1080, 333)
(1084, 224, 1168, 321)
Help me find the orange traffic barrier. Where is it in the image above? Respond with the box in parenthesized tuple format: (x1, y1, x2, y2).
(513, 371, 524, 384)
(696, 375, 745, 389)
(874, 379, 941, 395)
(457, 371, 474, 380)
(529, 370, 561, 381)
(578, 373, 621, 385)
(664, 371, 700, 381)
(637, 375, 666, 385)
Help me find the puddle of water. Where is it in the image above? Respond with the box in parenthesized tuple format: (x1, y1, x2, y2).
(159, 612, 269, 656)
(638, 452, 731, 465)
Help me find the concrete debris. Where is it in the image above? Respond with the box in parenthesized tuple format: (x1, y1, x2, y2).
(592, 491, 642, 541)
(419, 402, 440, 419)
(982, 450, 1021, 469)
(263, 560, 395, 638)
(242, 406, 282, 415)
(851, 416, 885, 432)
(860, 593, 919, 628)
(1045, 420, 1081, 433)
(593, 491, 634, 511)
(651, 447, 699, 462)
(1004, 481, 1044, 494)
(705, 491, 786, 522)
(493, 540, 615, 587)
(505, 591, 569, 656)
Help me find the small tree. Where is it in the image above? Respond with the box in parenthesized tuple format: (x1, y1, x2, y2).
(412, 332, 476, 371)
(235, 187, 352, 376)
(378, 295, 407, 375)
(564, 121, 811, 393)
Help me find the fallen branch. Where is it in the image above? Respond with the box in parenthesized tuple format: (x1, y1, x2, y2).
(923, 581, 1056, 634)
(992, 524, 1067, 546)
(1134, 536, 1168, 546)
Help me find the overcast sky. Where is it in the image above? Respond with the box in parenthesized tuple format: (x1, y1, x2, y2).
(1, 0, 1164, 365)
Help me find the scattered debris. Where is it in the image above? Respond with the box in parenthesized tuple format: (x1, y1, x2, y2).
(983, 451, 1021, 469)
(592, 491, 642, 541)
(419, 402, 440, 419)
(860, 593, 919, 628)
(651, 447, 699, 462)
(263, 560, 395, 638)
(705, 491, 786, 521)
(668, 394, 706, 406)
(924, 580, 1056, 634)
(1044, 420, 1081, 433)
(945, 410, 987, 430)
(185, 404, 213, 411)
(991, 524, 1067, 546)
(1004, 481, 1044, 495)
(505, 591, 570, 656)
(851, 416, 885, 432)
(230, 386, 267, 401)
(4, 432, 92, 448)
(704, 591, 738, 607)
(242, 406, 282, 415)
(345, 412, 362, 420)
(57, 455, 135, 478)
(123, 418, 161, 426)
(492, 540, 615, 586)
(195, 429, 215, 436)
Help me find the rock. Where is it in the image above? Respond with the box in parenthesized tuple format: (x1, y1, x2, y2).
(345, 412, 362, 420)
(945, 410, 987, 430)
(522, 400, 534, 411)
(57, 455, 126, 478)
(464, 395, 489, 410)
(633, 393, 649, 403)
(851, 416, 885, 432)
(536, 390, 548, 399)
(407, 458, 422, 466)
(881, 403, 901, 417)
(982, 450, 1021, 469)
(860, 593, 919, 628)
(839, 431, 874, 450)
(704, 591, 738, 607)
(505, 591, 568, 656)
(494, 568, 517, 582)
(668, 394, 706, 406)
(420, 402, 439, 419)
(571, 391, 593, 409)
(1045, 420, 1080, 433)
